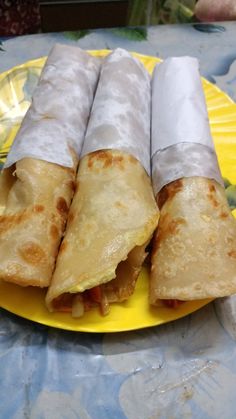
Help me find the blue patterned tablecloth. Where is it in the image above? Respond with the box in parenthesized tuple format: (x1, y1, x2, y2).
(1, 22, 236, 419)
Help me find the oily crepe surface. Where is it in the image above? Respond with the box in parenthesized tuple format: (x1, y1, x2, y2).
(46, 150, 159, 308)
(150, 177, 236, 302)
(0, 157, 76, 287)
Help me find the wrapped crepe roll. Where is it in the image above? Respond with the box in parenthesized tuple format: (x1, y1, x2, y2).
(150, 56, 236, 304)
(0, 44, 100, 287)
(46, 48, 159, 316)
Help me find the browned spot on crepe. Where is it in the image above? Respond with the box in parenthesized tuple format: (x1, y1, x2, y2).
(152, 213, 186, 254)
(88, 150, 124, 170)
(207, 181, 219, 208)
(228, 250, 236, 258)
(60, 240, 68, 253)
(0, 211, 29, 233)
(157, 179, 183, 209)
(56, 197, 69, 217)
(50, 224, 59, 240)
(75, 180, 79, 193)
(220, 212, 228, 219)
(67, 211, 75, 225)
(208, 183, 216, 193)
(98, 151, 116, 169)
(207, 193, 219, 208)
(88, 157, 94, 169)
(59, 165, 75, 176)
(18, 242, 46, 265)
(34, 205, 44, 213)
(111, 155, 124, 170)
(87, 150, 108, 168)
(67, 180, 76, 193)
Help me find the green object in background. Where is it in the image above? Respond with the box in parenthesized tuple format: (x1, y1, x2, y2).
(128, 0, 150, 26)
(64, 30, 90, 40)
(225, 185, 236, 211)
(223, 177, 231, 189)
(128, 0, 197, 26)
(111, 27, 147, 41)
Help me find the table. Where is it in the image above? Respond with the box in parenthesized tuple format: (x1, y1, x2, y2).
(1, 22, 236, 419)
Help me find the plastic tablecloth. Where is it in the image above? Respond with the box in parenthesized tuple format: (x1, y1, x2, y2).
(1, 22, 236, 418)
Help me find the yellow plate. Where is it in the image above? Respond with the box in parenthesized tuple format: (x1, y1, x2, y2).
(0, 50, 235, 332)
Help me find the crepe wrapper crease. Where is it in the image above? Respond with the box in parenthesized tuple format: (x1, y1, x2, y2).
(150, 56, 236, 303)
(46, 48, 159, 314)
(0, 44, 100, 287)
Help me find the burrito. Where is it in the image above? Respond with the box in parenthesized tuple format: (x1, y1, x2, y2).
(46, 48, 159, 316)
(150, 56, 236, 305)
(0, 44, 100, 287)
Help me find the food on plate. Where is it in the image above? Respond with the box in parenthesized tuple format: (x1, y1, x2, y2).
(150, 56, 236, 305)
(0, 44, 100, 287)
(150, 177, 236, 303)
(46, 48, 159, 316)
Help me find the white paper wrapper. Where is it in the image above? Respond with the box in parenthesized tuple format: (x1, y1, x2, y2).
(151, 56, 223, 195)
(152, 142, 223, 195)
(4, 44, 101, 169)
(81, 48, 151, 174)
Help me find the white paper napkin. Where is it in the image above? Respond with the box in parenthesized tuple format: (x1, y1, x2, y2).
(4, 43, 101, 169)
(151, 56, 223, 195)
(81, 48, 151, 175)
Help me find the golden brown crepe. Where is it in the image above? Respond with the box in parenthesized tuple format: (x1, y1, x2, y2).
(150, 177, 236, 304)
(46, 47, 158, 316)
(46, 149, 159, 314)
(0, 156, 77, 287)
(0, 45, 100, 288)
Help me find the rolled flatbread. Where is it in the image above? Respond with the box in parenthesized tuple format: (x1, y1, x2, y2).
(0, 44, 100, 287)
(150, 57, 236, 304)
(46, 49, 159, 315)
(150, 177, 236, 303)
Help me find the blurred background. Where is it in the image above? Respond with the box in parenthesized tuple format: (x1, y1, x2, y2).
(0, 0, 235, 36)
